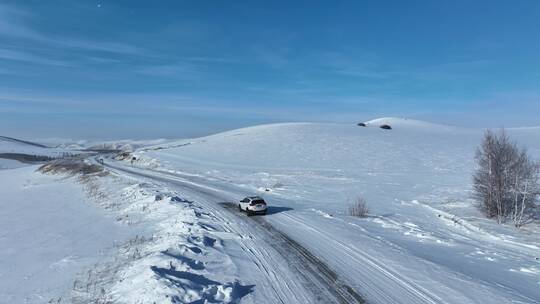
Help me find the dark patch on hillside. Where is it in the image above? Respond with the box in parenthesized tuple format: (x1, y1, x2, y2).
(0, 136, 49, 148)
(0, 153, 55, 163)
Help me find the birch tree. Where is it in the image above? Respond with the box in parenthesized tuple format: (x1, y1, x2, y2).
(473, 129, 539, 226)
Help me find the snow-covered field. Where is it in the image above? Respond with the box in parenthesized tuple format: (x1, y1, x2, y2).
(0, 166, 133, 303)
(1, 117, 540, 303)
(126, 117, 540, 303)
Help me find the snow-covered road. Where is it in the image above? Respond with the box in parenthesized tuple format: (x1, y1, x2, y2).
(103, 158, 540, 304)
(101, 159, 365, 304)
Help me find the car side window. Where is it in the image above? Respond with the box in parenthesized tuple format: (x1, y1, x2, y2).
(241, 198, 249, 203)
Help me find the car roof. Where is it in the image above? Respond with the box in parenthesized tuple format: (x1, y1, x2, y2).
(247, 196, 263, 200)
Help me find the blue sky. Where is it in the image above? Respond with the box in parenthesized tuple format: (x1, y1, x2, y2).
(1, 1, 539, 139)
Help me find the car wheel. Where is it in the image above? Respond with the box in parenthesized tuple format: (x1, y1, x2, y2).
(246, 208, 253, 216)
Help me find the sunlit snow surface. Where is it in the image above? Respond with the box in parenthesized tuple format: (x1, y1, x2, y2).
(0, 166, 133, 303)
(137, 118, 540, 303)
(2, 118, 540, 303)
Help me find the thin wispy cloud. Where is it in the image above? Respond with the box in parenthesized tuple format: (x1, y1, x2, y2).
(0, 4, 38, 40)
(0, 47, 72, 66)
(0, 3, 150, 67)
(1, 1, 539, 139)
(136, 62, 203, 79)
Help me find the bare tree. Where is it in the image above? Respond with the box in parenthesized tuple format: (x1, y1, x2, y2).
(473, 129, 539, 226)
(510, 151, 539, 227)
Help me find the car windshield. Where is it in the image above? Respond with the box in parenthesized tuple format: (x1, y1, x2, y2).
(251, 199, 265, 205)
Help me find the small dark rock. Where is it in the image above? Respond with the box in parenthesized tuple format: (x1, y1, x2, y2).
(380, 124, 392, 130)
(357, 122, 367, 127)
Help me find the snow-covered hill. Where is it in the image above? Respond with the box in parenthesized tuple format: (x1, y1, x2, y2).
(134, 118, 540, 303)
(0, 136, 74, 169)
(84, 139, 174, 152)
(142, 118, 483, 213)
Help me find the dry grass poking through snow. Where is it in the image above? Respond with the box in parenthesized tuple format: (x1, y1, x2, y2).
(39, 158, 107, 177)
(38, 158, 109, 201)
(348, 197, 369, 217)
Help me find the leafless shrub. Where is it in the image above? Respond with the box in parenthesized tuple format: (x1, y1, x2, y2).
(348, 197, 369, 217)
(83, 179, 108, 201)
(113, 152, 132, 161)
(473, 129, 539, 227)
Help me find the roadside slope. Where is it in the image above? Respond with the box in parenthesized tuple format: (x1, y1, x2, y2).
(101, 160, 365, 304)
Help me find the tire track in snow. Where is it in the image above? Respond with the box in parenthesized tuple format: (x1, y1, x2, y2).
(101, 160, 365, 304)
(99, 158, 540, 304)
(220, 202, 366, 304)
(279, 213, 448, 304)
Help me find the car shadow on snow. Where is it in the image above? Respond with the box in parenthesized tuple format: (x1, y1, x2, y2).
(218, 202, 293, 215)
(265, 206, 293, 215)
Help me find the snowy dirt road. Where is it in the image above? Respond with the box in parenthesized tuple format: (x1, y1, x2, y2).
(100, 153, 540, 304)
(102, 165, 448, 304)
(100, 159, 365, 304)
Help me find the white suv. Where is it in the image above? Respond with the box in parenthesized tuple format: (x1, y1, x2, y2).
(239, 196, 267, 215)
